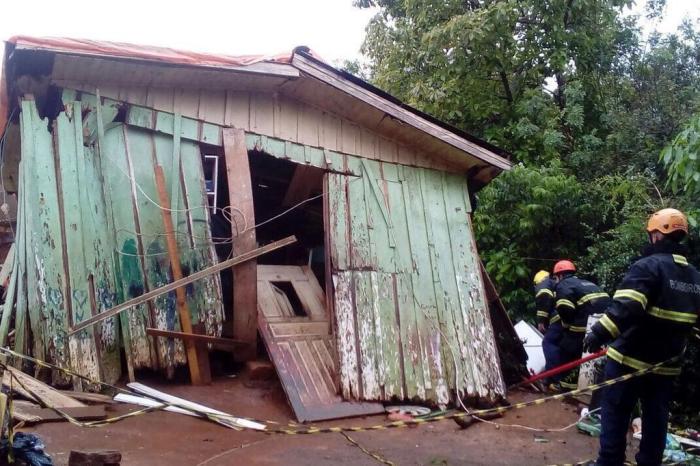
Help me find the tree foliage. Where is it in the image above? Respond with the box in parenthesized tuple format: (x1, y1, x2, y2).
(357, 0, 700, 425)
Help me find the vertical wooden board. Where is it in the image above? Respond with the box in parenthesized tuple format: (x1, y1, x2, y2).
(146, 87, 175, 113)
(125, 127, 185, 374)
(352, 271, 380, 399)
(298, 103, 321, 147)
(445, 176, 503, 397)
(441, 173, 482, 395)
(12, 161, 28, 359)
(179, 141, 224, 337)
(375, 272, 402, 399)
(345, 158, 372, 270)
(359, 128, 377, 160)
(54, 107, 102, 384)
(278, 97, 298, 141)
(394, 272, 424, 399)
(401, 166, 446, 403)
(397, 145, 418, 167)
(197, 90, 226, 125)
(386, 179, 412, 273)
(251, 93, 275, 136)
(23, 101, 71, 378)
(224, 91, 250, 129)
(81, 143, 122, 383)
(124, 87, 148, 106)
(362, 160, 394, 273)
(101, 125, 154, 369)
(320, 112, 340, 151)
(378, 137, 398, 163)
(340, 120, 359, 155)
(327, 173, 349, 271)
(421, 169, 465, 398)
(173, 89, 200, 120)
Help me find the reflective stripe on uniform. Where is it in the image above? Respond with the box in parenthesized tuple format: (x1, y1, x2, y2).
(673, 254, 689, 266)
(568, 325, 587, 333)
(648, 306, 698, 324)
(613, 289, 648, 308)
(550, 314, 561, 324)
(556, 299, 576, 309)
(577, 292, 609, 306)
(606, 347, 681, 376)
(537, 311, 549, 318)
(536, 288, 555, 298)
(599, 314, 620, 338)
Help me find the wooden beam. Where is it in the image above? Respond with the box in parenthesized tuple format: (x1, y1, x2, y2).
(68, 236, 296, 334)
(146, 328, 244, 347)
(2, 366, 86, 408)
(154, 165, 201, 385)
(223, 128, 258, 361)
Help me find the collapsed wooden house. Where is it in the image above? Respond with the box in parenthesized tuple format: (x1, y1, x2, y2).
(0, 36, 521, 421)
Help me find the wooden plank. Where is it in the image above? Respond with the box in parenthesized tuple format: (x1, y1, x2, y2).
(154, 165, 202, 385)
(278, 97, 298, 141)
(101, 125, 154, 370)
(375, 272, 402, 399)
(0, 242, 17, 345)
(3, 366, 86, 408)
(198, 90, 226, 125)
(0, 243, 15, 286)
(146, 328, 243, 347)
(353, 271, 380, 399)
(12, 161, 27, 360)
(223, 128, 257, 361)
(178, 139, 224, 339)
(320, 112, 340, 151)
(70, 237, 296, 334)
(402, 166, 444, 402)
(58, 391, 116, 404)
(298, 103, 321, 147)
(346, 158, 372, 269)
(224, 91, 250, 129)
(12, 403, 107, 424)
(421, 169, 462, 399)
(250, 93, 275, 135)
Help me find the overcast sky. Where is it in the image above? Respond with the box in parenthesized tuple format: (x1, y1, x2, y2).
(0, 0, 699, 66)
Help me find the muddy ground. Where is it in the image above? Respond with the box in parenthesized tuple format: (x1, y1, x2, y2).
(23, 372, 617, 466)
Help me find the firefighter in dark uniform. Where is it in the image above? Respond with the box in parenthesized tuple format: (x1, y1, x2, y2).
(584, 208, 700, 466)
(553, 260, 611, 389)
(534, 270, 562, 380)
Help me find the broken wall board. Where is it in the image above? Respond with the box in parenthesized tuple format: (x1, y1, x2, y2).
(9, 96, 225, 383)
(3, 366, 86, 408)
(257, 265, 383, 422)
(328, 162, 505, 405)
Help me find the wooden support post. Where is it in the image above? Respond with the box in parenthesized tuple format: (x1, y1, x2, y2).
(154, 165, 203, 385)
(223, 128, 257, 361)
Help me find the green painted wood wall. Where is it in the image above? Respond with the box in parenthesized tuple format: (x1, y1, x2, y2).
(12, 95, 224, 384)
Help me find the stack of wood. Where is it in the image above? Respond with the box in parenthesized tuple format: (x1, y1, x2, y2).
(0, 365, 110, 425)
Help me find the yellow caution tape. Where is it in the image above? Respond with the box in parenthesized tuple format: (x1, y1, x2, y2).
(0, 347, 678, 436)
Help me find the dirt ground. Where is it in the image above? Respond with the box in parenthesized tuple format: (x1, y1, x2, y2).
(23, 373, 609, 466)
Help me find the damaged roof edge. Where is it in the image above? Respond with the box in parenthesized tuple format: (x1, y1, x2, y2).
(291, 48, 513, 172)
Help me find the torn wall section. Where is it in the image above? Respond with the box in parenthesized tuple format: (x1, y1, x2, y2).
(0, 94, 224, 386)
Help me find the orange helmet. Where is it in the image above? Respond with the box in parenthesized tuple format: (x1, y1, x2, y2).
(646, 208, 688, 235)
(553, 260, 576, 275)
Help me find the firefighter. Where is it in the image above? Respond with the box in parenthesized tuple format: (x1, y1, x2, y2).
(584, 208, 700, 466)
(534, 270, 562, 380)
(553, 260, 611, 389)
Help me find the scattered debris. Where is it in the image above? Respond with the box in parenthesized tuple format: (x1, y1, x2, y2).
(12, 401, 107, 424)
(386, 406, 432, 417)
(0, 432, 53, 466)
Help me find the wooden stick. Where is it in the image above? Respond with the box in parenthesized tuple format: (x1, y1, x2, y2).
(69, 236, 296, 335)
(146, 328, 245, 347)
(154, 165, 201, 384)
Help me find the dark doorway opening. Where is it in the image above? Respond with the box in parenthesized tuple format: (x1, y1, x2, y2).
(248, 151, 326, 287)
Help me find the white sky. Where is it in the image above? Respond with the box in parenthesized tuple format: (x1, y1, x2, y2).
(0, 0, 698, 68)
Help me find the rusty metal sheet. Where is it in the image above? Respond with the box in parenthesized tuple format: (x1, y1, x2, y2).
(257, 265, 383, 422)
